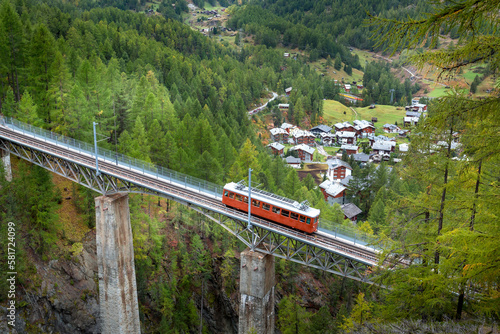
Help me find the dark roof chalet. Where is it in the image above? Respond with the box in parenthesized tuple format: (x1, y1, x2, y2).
(341, 203, 362, 219)
(310, 124, 332, 133)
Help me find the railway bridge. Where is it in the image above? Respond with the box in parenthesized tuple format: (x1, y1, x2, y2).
(0, 117, 384, 333)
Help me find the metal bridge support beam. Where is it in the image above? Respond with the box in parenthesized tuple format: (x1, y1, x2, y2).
(238, 248, 275, 334)
(95, 193, 141, 334)
(1, 149, 12, 181)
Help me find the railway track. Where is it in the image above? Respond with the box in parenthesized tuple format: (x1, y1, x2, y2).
(0, 125, 381, 266)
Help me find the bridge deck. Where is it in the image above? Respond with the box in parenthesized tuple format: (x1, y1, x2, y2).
(0, 117, 383, 278)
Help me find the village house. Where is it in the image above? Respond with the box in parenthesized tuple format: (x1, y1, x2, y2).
(310, 124, 332, 137)
(278, 103, 289, 110)
(334, 121, 356, 133)
(344, 84, 351, 93)
(284, 53, 290, 57)
(269, 127, 289, 143)
(399, 143, 409, 154)
(352, 153, 370, 164)
(336, 131, 357, 145)
(383, 123, 401, 133)
(292, 130, 316, 145)
(320, 132, 336, 146)
(353, 120, 375, 138)
(326, 158, 352, 181)
(340, 144, 359, 155)
(319, 180, 347, 205)
(267, 142, 284, 156)
(368, 134, 394, 147)
(285, 87, 293, 96)
(412, 103, 427, 112)
(280, 122, 297, 133)
(284, 156, 301, 168)
(404, 116, 420, 127)
(372, 142, 393, 156)
(341, 203, 363, 224)
(291, 144, 315, 162)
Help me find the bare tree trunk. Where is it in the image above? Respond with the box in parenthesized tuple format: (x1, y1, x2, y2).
(435, 122, 454, 265)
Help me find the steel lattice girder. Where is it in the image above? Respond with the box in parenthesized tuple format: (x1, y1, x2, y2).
(0, 137, 377, 283)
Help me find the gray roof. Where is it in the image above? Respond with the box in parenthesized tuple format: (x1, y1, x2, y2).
(310, 124, 332, 133)
(284, 156, 301, 164)
(268, 142, 285, 150)
(319, 180, 346, 197)
(340, 144, 358, 151)
(341, 203, 362, 219)
(373, 142, 392, 151)
(339, 175, 353, 187)
(406, 111, 421, 117)
(352, 153, 370, 162)
(291, 144, 315, 155)
(327, 158, 352, 170)
(336, 131, 356, 138)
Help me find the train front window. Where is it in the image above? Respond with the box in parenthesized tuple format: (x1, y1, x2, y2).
(306, 218, 311, 224)
(281, 210, 289, 218)
(262, 203, 270, 211)
(224, 191, 228, 197)
(272, 206, 280, 214)
(299, 215, 305, 223)
(252, 200, 260, 208)
(291, 212, 298, 220)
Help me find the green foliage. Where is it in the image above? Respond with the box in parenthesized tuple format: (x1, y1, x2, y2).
(277, 295, 311, 333)
(370, 0, 500, 320)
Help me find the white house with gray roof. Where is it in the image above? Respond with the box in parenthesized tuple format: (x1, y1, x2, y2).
(319, 180, 347, 205)
(291, 144, 315, 162)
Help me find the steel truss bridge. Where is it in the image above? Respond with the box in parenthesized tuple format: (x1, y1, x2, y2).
(0, 117, 383, 283)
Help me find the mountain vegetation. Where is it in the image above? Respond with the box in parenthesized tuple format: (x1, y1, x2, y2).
(0, 0, 498, 332)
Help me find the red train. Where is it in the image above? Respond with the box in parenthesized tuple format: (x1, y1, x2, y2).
(222, 182, 320, 234)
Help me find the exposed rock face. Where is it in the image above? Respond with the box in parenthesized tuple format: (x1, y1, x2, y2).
(10, 231, 101, 334)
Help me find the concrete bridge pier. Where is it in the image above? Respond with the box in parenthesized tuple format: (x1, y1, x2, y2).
(1, 149, 12, 181)
(95, 193, 141, 334)
(238, 248, 275, 334)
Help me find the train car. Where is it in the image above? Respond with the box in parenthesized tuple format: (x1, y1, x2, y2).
(222, 182, 320, 233)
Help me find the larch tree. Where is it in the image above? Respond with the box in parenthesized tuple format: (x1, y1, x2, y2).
(369, 0, 500, 320)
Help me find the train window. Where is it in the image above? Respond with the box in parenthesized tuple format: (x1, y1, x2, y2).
(252, 200, 260, 208)
(235, 194, 242, 201)
(243, 196, 248, 203)
(272, 206, 280, 214)
(229, 192, 234, 199)
(224, 190, 229, 197)
(262, 203, 270, 211)
(306, 218, 311, 224)
(315, 217, 318, 224)
(291, 212, 298, 220)
(281, 210, 289, 218)
(299, 215, 305, 223)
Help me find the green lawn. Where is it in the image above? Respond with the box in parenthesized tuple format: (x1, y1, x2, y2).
(322, 100, 407, 128)
(355, 105, 406, 126)
(322, 100, 354, 124)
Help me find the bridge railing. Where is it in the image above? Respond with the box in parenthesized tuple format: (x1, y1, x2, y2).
(1, 116, 381, 248)
(318, 218, 381, 250)
(1, 116, 223, 198)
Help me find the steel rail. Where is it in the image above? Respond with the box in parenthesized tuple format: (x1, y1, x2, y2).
(0, 125, 381, 268)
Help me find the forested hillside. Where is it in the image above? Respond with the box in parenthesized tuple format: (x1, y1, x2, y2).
(227, 0, 432, 62)
(0, 0, 498, 333)
(0, 0, 357, 332)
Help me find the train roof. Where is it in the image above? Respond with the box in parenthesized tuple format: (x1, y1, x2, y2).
(224, 182, 321, 217)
